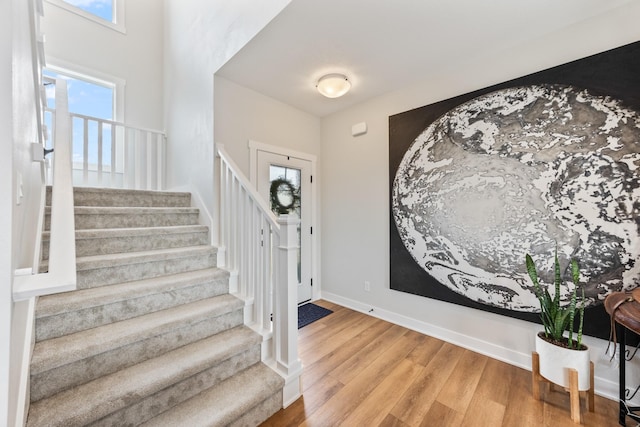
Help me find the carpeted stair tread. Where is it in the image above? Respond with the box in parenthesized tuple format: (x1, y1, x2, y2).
(35, 268, 229, 341)
(40, 245, 216, 271)
(36, 267, 226, 318)
(75, 245, 215, 269)
(71, 224, 208, 238)
(67, 246, 217, 289)
(30, 299, 244, 402)
(47, 206, 199, 216)
(46, 186, 192, 207)
(31, 294, 243, 376)
(27, 326, 261, 427)
(139, 363, 285, 427)
(41, 225, 209, 259)
(84, 205, 196, 213)
(30, 187, 285, 425)
(45, 206, 200, 230)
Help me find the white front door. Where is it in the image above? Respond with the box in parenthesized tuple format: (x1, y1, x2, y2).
(257, 151, 313, 304)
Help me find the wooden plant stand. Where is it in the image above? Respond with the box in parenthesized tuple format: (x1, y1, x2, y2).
(531, 351, 595, 424)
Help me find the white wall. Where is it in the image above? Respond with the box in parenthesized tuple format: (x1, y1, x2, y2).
(320, 3, 640, 402)
(213, 75, 321, 176)
(40, 0, 164, 130)
(0, 1, 13, 423)
(163, 0, 291, 218)
(3, 0, 45, 424)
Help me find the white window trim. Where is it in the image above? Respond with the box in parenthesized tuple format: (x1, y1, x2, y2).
(45, 0, 126, 34)
(45, 57, 126, 122)
(248, 140, 317, 185)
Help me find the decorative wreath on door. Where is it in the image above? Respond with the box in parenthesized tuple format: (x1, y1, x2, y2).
(269, 178, 300, 215)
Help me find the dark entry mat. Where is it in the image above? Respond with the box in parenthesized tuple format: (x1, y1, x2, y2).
(298, 303, 333, 329)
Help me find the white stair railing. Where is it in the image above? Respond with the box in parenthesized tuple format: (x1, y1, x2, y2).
(44, 109, 166, 190)
(14, 77, 77, 301)
(216, 144, 302, 407)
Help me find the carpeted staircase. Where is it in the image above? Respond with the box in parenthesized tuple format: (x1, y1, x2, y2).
(27, 187, 284, 427)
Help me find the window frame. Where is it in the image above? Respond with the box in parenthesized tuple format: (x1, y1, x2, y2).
(45, 0, 126, 34)
(44, 57, 125, 123)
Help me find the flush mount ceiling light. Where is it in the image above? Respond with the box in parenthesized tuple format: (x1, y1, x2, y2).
(316, 73, 351, 98)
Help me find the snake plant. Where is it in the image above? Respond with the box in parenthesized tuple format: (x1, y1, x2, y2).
(525, 249, 585, 349)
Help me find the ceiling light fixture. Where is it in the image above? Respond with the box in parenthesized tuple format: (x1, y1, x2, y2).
(316, 73, 351, 98)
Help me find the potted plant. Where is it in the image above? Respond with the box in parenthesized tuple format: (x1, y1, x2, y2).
(526, 249, 591, 392)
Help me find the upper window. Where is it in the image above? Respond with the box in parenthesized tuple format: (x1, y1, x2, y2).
(46, 0, 125, 33)
(63, 0, 113, 22)
(43, 67, 118, 172)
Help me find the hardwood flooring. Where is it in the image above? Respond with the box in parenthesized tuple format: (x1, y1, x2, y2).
(262, 301, 624, 427)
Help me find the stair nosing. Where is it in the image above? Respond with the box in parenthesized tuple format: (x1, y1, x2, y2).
(31, 294, 243, 375)
(36, 268, 228, 318)
(66, 187, 192, 197)
(140, 363, 284, 427)
(40, 245, 216, 272)
(45, 206, 199, 214)
(28, 327, 261, 426)
(76, 245, 216, 269)
(41, 225, 209, 240)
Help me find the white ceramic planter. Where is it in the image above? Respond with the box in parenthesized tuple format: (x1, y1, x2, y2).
(535, 332, 591, 391)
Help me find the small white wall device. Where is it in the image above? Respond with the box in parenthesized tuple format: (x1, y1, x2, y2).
(31, 143, 45, 162)
(351, 122, 367, 137)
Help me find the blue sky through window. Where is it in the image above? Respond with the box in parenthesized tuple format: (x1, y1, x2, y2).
(63, 0, 113, 23)
(43, 69, 115, 168)
(43, 69, 114, 119)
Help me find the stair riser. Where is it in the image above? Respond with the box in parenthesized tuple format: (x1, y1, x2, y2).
(46, 188, 191, 207)
(36, 278, 229, 341)
(92, 346, 261, 427)
(31, 309, 244, 402)
(231, 392, 283, 427)
(45, 212, 200, 230)
(41, 230, 209, 260)
(138, 363, 285, 426)
(76, 251, 216, 289)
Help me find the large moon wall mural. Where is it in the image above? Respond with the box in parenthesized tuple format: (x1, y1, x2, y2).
(389, 41, 640, 340)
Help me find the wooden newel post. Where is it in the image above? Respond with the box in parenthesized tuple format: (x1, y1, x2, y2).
(274, 215, 303, 407)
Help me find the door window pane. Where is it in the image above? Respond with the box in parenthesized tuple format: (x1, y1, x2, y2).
(270, 165, 302, 282)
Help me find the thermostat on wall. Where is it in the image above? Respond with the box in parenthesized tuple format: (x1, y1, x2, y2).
(352, 122, 367, 137)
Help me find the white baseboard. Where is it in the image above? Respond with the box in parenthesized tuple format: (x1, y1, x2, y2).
(595, 376, 620, 406)
(320, 291, 622, 403)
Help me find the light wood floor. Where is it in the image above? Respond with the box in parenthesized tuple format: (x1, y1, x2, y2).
(262, 300, 625, 427)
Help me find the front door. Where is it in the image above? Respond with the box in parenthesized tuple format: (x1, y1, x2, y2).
(257, 151, 312, 304)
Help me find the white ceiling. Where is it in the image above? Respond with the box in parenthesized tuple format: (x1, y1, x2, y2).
(216, 0, 635, 117)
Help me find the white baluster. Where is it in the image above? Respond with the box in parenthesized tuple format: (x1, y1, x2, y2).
(82, 118, 89, 185)
(97, 121, 103, 185)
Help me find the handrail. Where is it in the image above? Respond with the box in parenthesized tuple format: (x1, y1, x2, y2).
(68, 111, 165, 135)
(25, 2, 49, 277)
(13, 78, 77, 301)
(28, 75, 55, 278)
(217, 143, 277, 310)
(216, 143, 302, 407)
(217, 144, 279, 229)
